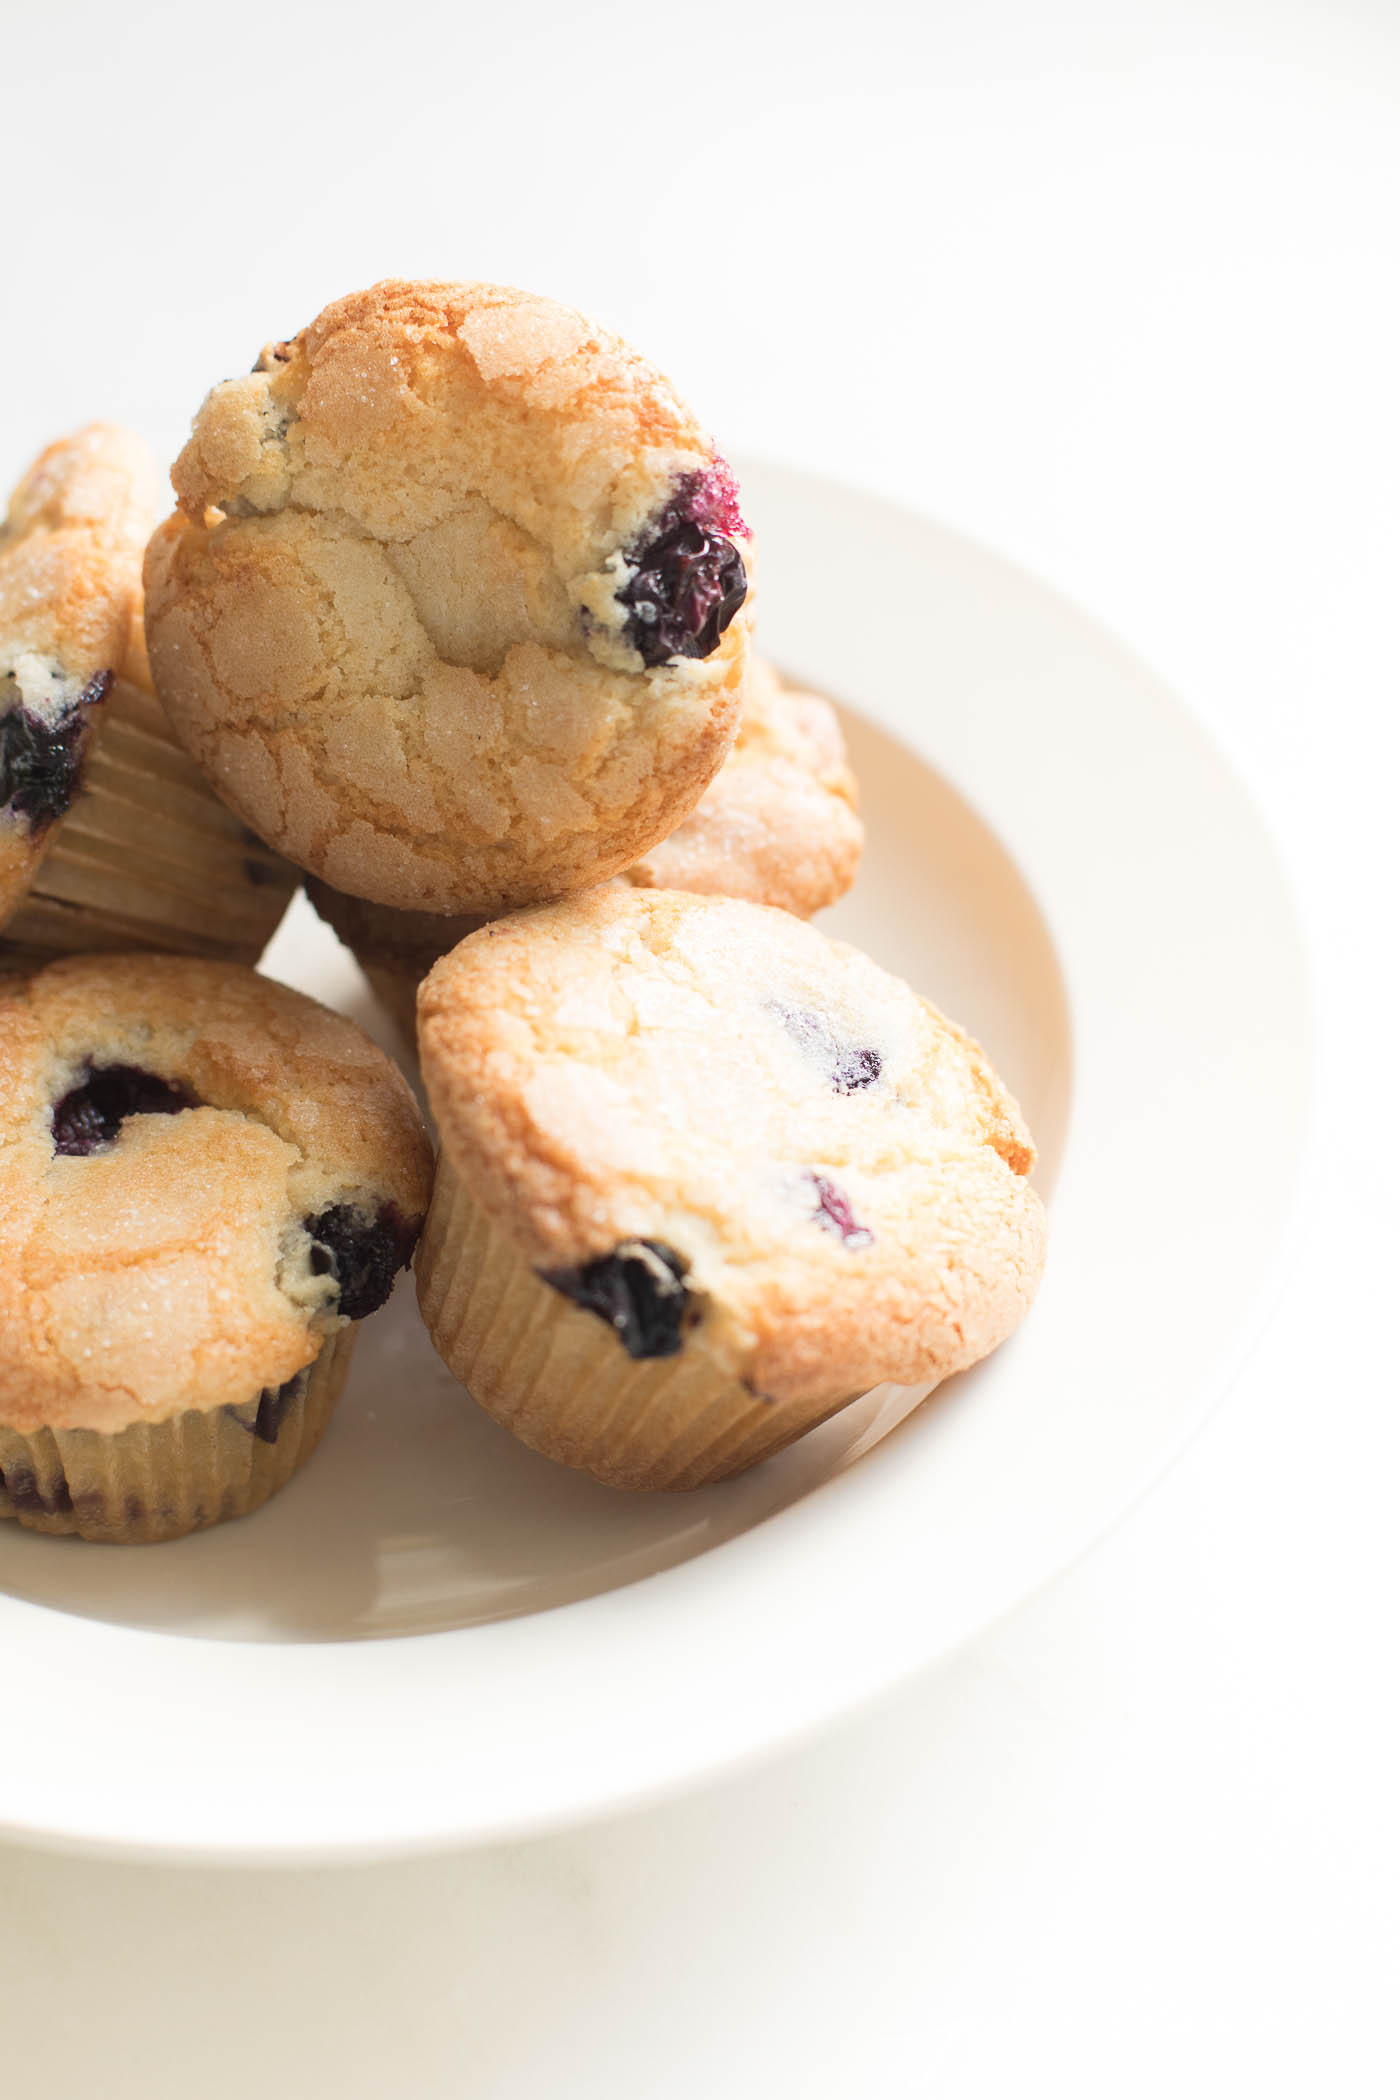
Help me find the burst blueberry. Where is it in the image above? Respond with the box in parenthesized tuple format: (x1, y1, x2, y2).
(304, 1202, 418, 1321)
(776, 1003, 883, 1094)
(808, 1173, 875, 1249)
(52, 1063, 197, 1157)
(244, 1369, 309, 1445)
(0, 1464, 72, 1516)
(0, 671, 111, 830)
(616, 472, 748, 668)
(540, 1239, 691, 1359)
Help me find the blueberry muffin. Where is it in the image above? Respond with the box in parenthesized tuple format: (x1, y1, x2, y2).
(0, 955, 432, 1541)
(1, 426, 297, 967)
(415, 890, 1046, 1490)
(619, 657, 861, 914)
(144, 279, 754, 916)
(306, 659, 862, 1041)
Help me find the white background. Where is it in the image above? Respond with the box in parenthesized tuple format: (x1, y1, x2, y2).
(2, 0, 1397, 2092)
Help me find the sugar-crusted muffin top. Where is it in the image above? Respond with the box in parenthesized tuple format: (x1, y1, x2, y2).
(621, 659, 862, 917)
(304, 658, 864, 993)
(418, 889, 1045, 1406)
(1, 426, 158, 922)
(170, 279, 744, 607)
(0, 955, 433, 1433)
(144, 280, 753, 914)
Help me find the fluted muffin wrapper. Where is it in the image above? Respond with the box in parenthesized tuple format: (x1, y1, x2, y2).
(304, 878, 479, 1049)
(416, 1158, 862, 1491)
(2, 676, 296, 966)
(0, 1324, 357, 1544)
(363, 962, 422, 1046)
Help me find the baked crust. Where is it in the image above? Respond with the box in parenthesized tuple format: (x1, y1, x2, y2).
(1, 426, 157, 920)
(305, 659, 864, 1021)
(144, 279, 753, 914)
(621, 659, 862, 916)
(418, 890, 1045, 1407)
(0, 955, 432, 1433)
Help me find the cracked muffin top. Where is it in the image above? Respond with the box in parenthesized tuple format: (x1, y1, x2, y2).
(143, 279, 754, 915)
(303, 657, 864, 1004)
(0, 955, 433, 1433)
(417, 889, 1046, 1407)
(1, 425, 158, 924)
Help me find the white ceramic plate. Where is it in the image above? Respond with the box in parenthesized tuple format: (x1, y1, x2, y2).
(0, 464, 1309, 1862)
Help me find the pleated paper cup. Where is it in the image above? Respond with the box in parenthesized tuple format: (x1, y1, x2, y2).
(2, 674, 296, 967)
(0, 1325, 356, 1544)
(362, 962, 423, 1045)
(416, 1157, 859, 1492)
(304, 878, 482, 1048)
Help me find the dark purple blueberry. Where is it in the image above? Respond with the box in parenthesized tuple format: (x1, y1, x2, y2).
(616, 471, 748, 668)
(808, 1173, 875, 1250)
(842, 1047, 882, 1090)
(775, 1004, 883, 1095)
(0, 1464, 73, 1517)
(0, 671, 111, 831)
(52, 1063, 198, 1157)
(304, 1203, 417, 1322)
(232, 1367, 310, 1445)
(540, 1239, 691, 1359)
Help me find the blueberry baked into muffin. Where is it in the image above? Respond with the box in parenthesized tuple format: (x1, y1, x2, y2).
(2, 426, 153, 941)
(144, 279, 754, 917)
(305, 657, 863, 1042)
(415, 889, 1046, 1490)
(0, 955, 432, 1541)
(1, 426, 296, 967)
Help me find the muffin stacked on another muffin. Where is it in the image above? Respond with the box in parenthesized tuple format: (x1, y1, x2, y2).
(304, 655, 864, 1039)
(144, 279, 756, 917)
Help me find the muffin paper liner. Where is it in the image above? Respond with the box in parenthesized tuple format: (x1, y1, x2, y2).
(363, 962, 422, 1045)
(0, 1323, 357, 1544)
(304, 879, 479, 1049)
(416, 1159, 860, 1491)
(2, 676, 297, 966)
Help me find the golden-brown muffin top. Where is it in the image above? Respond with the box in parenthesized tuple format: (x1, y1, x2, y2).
(419, 889, 1044, 1406)
(145, 280, 753, 915)
(0, 955, 433, 1432)
(1, 425, 158, 922)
